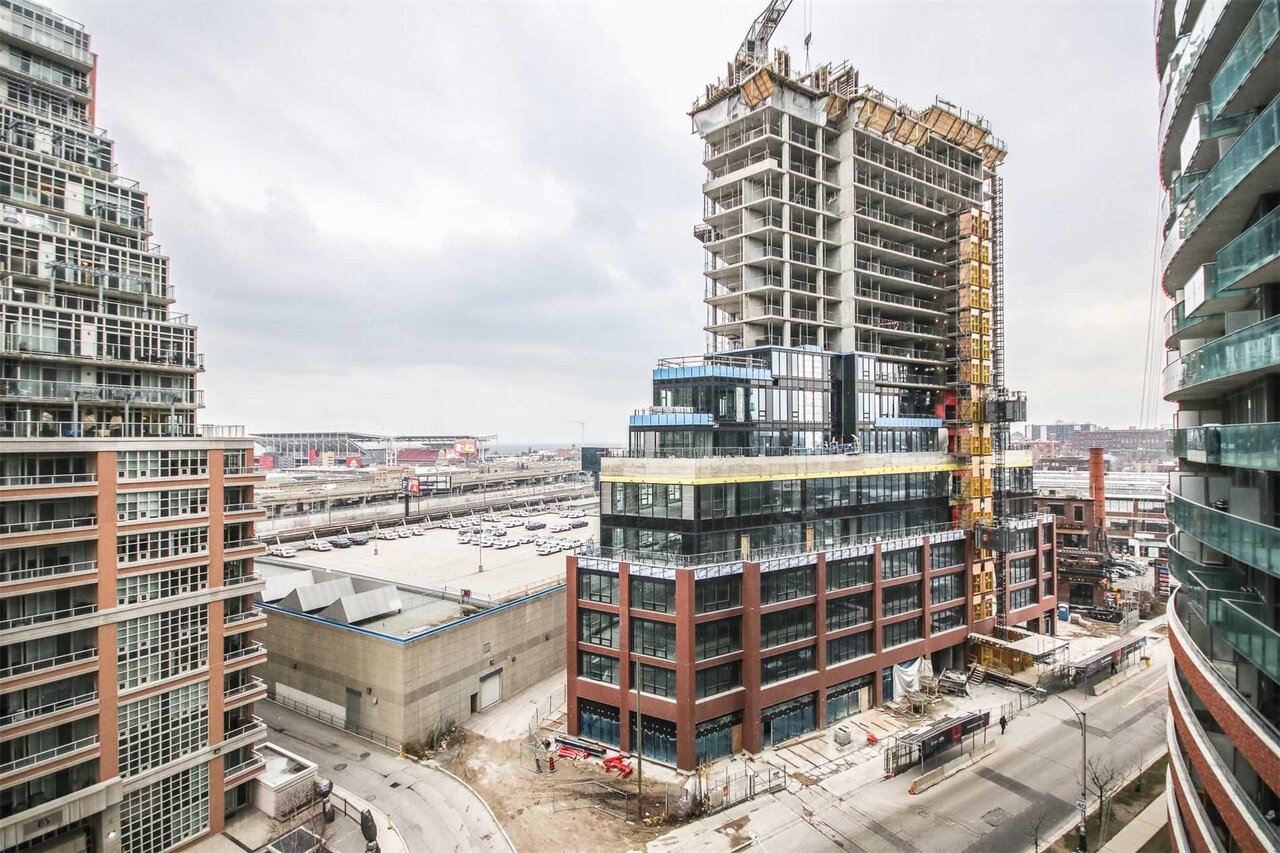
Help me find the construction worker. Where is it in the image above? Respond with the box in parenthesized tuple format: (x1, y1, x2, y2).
(999, 714, 1008, 735)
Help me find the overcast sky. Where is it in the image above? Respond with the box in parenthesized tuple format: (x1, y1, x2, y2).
(58, 0, 1163, 444)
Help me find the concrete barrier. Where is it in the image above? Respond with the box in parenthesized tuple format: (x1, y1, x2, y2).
(1091, 666, 1142, 696)
(909, 743, 999, 794)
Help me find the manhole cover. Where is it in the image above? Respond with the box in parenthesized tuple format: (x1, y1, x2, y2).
(359, 752, 370, 760)
(333, 763, 347, 771)
(913, 807, 932, 819)
(390, 782, 401, 789)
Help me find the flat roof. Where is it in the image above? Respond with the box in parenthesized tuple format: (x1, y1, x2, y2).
(259, 505, 594, 601)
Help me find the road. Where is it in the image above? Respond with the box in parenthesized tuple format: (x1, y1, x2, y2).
(652, 631, 1171, 853)
(258, 701, 515, 853)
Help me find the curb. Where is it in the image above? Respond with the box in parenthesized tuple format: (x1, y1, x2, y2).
(425, 760, 519, 853)
(1041, 745, 1168, 853)
(331, 784, 410, 853)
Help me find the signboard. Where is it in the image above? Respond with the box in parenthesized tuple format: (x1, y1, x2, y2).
(455, 439, 478, 458)
(975, 525, 1011, 553)
(920, 711, 990, 759)
(1157, 564, 1170, 597)
(307, 447, 319, 465)
(257, 453, 276, 471)
(421, 474, 452, 492)
(401, 477, 421, 496)
(345, 455, 362, 469)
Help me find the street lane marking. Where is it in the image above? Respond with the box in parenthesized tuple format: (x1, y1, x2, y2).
(1125, 680, 1167, 708)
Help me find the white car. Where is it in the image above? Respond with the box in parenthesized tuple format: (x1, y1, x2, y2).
(512, 510, 529, 518)
(503, 519, 522, 528)
(536, 545, 557, 556)
(516, 535, 536, 545)
(306, 540, 332, 552)
(550, 523, 571, 533)
(268, 545, 298, 558)
(410, 526, 425, 536)
(376, 531, 398, 541)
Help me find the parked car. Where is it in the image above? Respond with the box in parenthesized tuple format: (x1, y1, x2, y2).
(307, 540, 332, 552)
(569, 520, 589, 529)
(329, 537, 352, 548)
(409, 526, 425, 536)
(376, 530, 398, 541)
(347, 533, 369, 546)
(526, 521, 546, 531)
(550, 523, 571, 533)
(267, 545, 297, 558)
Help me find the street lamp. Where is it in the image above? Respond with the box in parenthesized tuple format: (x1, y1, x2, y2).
(1043, 690, 1088, 853)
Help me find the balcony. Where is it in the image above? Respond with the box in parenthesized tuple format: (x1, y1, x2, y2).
(223, 751, 266, 786)
(1157, 0, 1241, 163)
(0, 690, 97, 731)
(0, 418, 196, 439)
(223, 538, 265, 556)
(0, 472, 96, 489)
(3, 337, 202, 372)
(0, 559, 96, 586)
(0, 602, 96, 631)
(1162, 313, 1280, 400)
(222, 502, 263, 517)
(0, 734, 98, 782)
(1164, 92, 1280, 294)
(223, 642, 267, 671)
(0, 17, 93, 68)
(1164, 298, 1220, 346)
(223, 715, 267, 742)
(1167, 489, 1280, 576)
(1210, 0, 1280, 119)
(224, 571, 263, 587)
(1171, 421, 1280, 471)
(1218, 203, 1280, 293)
(223, 608, 266, 634)
(0, 647, 96, 683)
(1219, 598, 1280, 684)
(1, 378, 202, 407)
(224, 677, 267, 708)
(0, 514, 96, 537)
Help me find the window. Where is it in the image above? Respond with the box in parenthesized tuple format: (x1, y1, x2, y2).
(929, 541, 964, 569)
(579, 652, 618, 684)
(760, 605, 814, 648)
(1073, 506, 1085, 522)
(578, 610, 620, 649)
(118, 681, 208, 777)
(1012, 528, 1036, 551)
(116, 526, 209, 566)
(116, 606, 208, 689)
(930, 605, 965, 633)
(1043, 576, 1055, 597)
(696, 661, 742, 698)
(116, 565, 208, 605)
(116, 450, 208, 480)
(881, 582, 921, 617)
(116, 488, 208, 522)
(929, 573, 965, 604)
(696, 711, 742, 763)
(760, 566, 814, 603)
(120, 765, 208, 853)
(827, 674, 873, 723)
(695, 576, 741, 613)
(1009, 556, 1037, 585)
(630, 577, 675, 613)
(631, 618, 676, 660)
(761, 646, 815, 685)
(826, 593, 871, 631)
(882, 618, 922, 649)
(1010, 587, 1036, 610)
(881, 547, 921, 580)
(696, 617, 741, 659)
(826, 555, 872, 590)
(578, 571, 618, 604)
(631, 663, 676, 697)
(577, 699, 620, 746)
(827, 631, 871, 664)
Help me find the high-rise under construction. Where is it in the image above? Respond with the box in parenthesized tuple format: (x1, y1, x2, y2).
(566, 1, 1057, 771)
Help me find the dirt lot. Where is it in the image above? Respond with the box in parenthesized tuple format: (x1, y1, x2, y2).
(441, 731, 683, 853)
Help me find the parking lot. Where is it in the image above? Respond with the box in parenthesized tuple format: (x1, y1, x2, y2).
(263, 505, 598, 601)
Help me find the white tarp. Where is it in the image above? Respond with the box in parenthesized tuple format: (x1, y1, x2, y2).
(893, 657, 923, 697)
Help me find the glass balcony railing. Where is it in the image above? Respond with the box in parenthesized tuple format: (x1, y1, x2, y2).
(1179, 92, 1280, 243)
(1164, 299, 1216, 343)
(1220, 598, 1280, 683)
(1210, 0, 1280, 118)
(1168, 489, 1280, 576)
(1218, 203, 1280, 292)
(1171, 421, 1280, 470)
(1162, 313, 1280, 397)
(1, 378, 201, 406)
(1159, 0, 1232, 145)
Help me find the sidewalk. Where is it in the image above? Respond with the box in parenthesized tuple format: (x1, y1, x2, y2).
(332, 784, 409, 853)
(1099, 796, 1168, 853)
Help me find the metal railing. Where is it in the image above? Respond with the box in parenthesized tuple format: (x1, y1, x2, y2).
(2, 378, 201, 406)
(0, 734, 98, 775)
(853, 205, 948, 239)
(224, 539, 265, 551)
(223, 752, 266, 780)
(0, 690, 97, 728)
(0, 602, 96, 631)
(0, 559, 96, 584)
(266, 690, 401, 751)
(224, 572, 263, 587)
(0, 514, 96, 535)
(224, 608, 265, 626)
(609, 441, 864, 459)
(224, 715, 266, 741)
(223, 642, 266, 664)
(0, 472, 96, 488)
(0, 647, 96, 680)
(224, 677, 267, 702)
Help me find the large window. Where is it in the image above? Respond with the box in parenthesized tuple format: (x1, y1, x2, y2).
(116, 488, 208, 523)
(611, 483, 685, 519)
(696, 711, 742, 763)
(882, 618, 922, 649)
(929, 573, 965, 604)
(826, 593, 871, 631)
(881, 582, 921, 617)
(761, 646, 815, 685)
(120, 765, 208, 853)
(118, 681, 208, 778)
(116, 565, 208, 606)
(695, 575, 741, 613)
(696, 617, 741, 659)
(116, 450, 208, 480)
(1010, 587, 1036, 610)
(631, 663, 676, 697)
(578, 610, 620, 649)
(579, 652, 618, 684)
(1009, 556, 1037, 585)
(695, 661, 742, 698)
(930, 540, 964, 569)
(630, 577, 675, 613)
(116, 606, 208, 689)
(578, 699, 620, 746)
(631, 618, 676, 660)
(827, 631, 871, 664)
(931, 605, 965, 633)
(827, 674, 874, 724)
(760, 565, 815, 603)
(826, 555, 872, 590)
(761, 605, 814, 648)
(116, 526, 209, 566)
(881, 547, 921, 580)
(578, 571, 618, 604)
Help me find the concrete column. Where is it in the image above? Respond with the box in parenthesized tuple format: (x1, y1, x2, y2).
(565, 556, 580, 737)
(740, 563, 762, 754)
(871, 544, 884, 706)
(814, 554, 828, 726)
(674, 570, 696, 769)
(94, 451, 120, 781)
(921, 540, 933, 642)
(617, 562, 633, 754)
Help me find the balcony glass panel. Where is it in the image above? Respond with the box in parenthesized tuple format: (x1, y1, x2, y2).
(1210, 0, 1280, 118)
(1164, 300, 1215, 343)
(1162, 313, 1280, 396)
(1183, 92, 1280, 237)
(1218, 203, 1280, 291)
(1171, 421, 1280, 470)
(1159, 0, 1232, 142)
(1168, 490, 1280, 575)
(1220, 599, 1280, 683)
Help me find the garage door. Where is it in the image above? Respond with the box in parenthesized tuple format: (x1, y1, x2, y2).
(478, 669, 502, 710)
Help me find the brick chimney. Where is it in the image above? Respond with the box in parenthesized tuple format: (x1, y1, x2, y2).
(1089, 447, 1106, 534)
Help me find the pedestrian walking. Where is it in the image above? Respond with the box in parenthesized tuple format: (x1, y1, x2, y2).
(999, 714, 1008, 735)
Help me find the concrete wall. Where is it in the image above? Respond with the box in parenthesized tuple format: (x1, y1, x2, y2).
(262, 587, 566, 744)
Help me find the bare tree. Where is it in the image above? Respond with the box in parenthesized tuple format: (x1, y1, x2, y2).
(1028, 807, 1050, 853)
(1087, 755, 1126, 846)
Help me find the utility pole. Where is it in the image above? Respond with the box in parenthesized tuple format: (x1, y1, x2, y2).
(1052, 694, 1088, 853)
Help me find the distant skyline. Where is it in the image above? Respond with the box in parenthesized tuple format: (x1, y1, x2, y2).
(62, 0, 1163, 443)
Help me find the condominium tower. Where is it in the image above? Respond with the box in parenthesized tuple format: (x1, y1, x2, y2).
(566, 3, 1056, 771)
(1157, 0, 1280, 848)
(0, 3, 268, 852)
